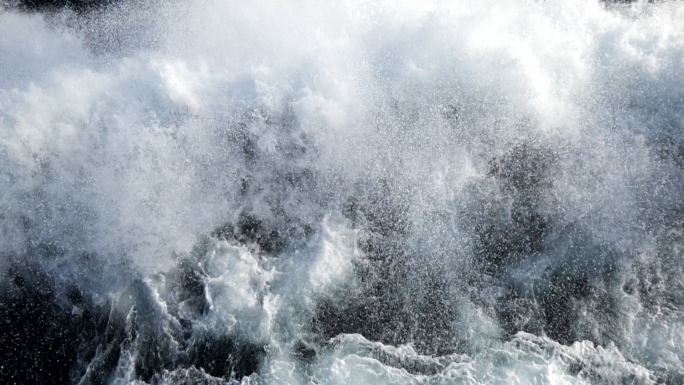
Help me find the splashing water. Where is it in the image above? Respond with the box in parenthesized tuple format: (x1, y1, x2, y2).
(2, 0, 684, 383)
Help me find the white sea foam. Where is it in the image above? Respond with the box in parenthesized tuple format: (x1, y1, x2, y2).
(2, 0, 684, 383)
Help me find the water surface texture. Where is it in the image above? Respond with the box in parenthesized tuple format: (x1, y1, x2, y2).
(1, 1, 684, 384)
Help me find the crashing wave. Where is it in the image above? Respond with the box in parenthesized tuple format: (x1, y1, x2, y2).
(2, 0, 684, 383)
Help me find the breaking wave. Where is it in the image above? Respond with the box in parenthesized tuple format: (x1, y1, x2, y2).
(2, 0, 684, 383)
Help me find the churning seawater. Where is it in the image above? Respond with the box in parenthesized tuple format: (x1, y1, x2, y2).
(1, 0, 684, 383)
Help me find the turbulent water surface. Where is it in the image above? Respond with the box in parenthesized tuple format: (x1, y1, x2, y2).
(2, 0, 684, 384)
